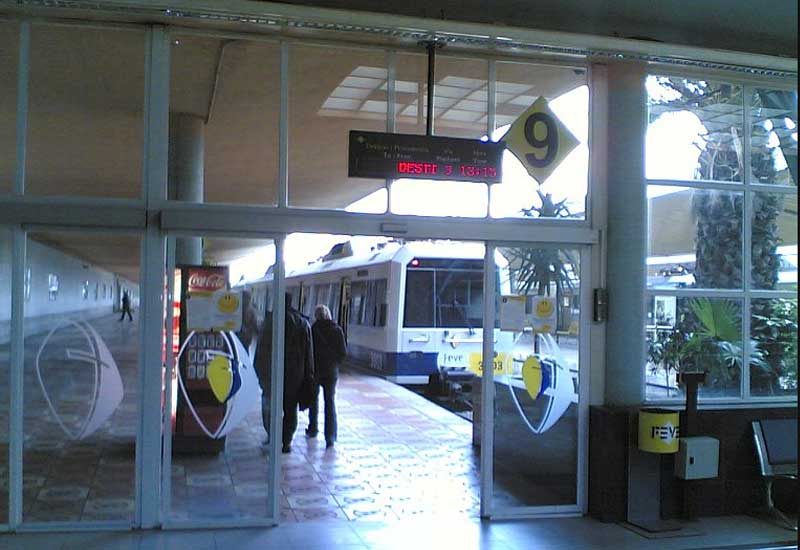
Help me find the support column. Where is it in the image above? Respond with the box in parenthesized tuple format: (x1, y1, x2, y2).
(168, 112, 205, 264)
(602, 61, 676, 531)
(604, 60, 647, 406)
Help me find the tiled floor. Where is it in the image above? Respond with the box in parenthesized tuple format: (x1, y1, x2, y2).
(0, 514, 795, 549)
(275, 373, 479, 522)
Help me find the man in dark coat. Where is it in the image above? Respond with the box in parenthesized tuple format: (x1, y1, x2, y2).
(254, 292, 314, 454)
(119, 290, 133, 322)
(307, 304, 347, 448)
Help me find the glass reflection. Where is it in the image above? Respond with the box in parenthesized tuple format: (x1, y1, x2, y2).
(23, 232, 140, 522)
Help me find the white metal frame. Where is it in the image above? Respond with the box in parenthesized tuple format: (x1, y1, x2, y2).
(643, 73, 798, 407)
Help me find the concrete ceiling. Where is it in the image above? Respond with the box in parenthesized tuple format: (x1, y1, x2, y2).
(270, 0, 798, 59)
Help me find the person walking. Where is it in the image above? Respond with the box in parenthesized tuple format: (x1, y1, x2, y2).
(236, 290, 261, 356)
(119, 290, 133, 322)
(307, 304, 346, 449)
(254, 292, 314, 454)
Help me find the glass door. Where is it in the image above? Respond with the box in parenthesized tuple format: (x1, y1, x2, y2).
(482, 243, 589, 517)
(161, 232, 280, 527)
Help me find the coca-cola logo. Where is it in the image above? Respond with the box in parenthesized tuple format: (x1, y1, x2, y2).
(187, 272, 227, 291)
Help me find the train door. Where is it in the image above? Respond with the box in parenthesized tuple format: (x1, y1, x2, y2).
(338, 278, 351, 341)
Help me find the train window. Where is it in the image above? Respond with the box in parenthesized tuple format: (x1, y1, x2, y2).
(404, 271, 434, 327)
(404, 261, 485, 328)
(349, 279, 387, 327)
(437, 270, 483, 328)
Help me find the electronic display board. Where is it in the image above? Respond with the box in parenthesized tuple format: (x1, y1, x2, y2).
(348, 130, 504, 183)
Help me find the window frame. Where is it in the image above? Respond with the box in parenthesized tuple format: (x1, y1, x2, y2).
(644, 70, 798, 405)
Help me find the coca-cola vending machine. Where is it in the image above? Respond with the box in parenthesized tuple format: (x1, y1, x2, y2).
(173, 265, 230, 454)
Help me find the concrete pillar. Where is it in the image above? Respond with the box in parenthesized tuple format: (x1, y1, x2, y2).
(168, 113, 205, 265)
(604, 61, 647, 406)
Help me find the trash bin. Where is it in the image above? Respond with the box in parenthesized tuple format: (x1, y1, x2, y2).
(638, 407, 680, 453)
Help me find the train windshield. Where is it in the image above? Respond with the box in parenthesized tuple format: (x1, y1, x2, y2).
(404, 259, 485, 328)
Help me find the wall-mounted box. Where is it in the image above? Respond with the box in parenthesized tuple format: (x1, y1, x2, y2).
(675, 436, 719, 480)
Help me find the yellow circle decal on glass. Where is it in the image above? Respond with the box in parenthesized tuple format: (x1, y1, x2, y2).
(207, 355, 233, 404)
(217, 293, 240, 314)
(521, 356, 543, 400)
(535, 299, 554, 317)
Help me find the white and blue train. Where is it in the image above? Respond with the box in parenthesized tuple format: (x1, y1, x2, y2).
(238, 240, 515, 384)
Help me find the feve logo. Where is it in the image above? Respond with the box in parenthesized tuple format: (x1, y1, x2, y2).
(651, 424, 679, 441)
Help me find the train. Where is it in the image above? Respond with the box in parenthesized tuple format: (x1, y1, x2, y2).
(236, 240, 517, 385)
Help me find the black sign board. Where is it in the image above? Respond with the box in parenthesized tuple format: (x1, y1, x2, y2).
(348, 130, 504, 183)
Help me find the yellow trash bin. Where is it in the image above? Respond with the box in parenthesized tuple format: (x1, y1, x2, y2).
(638, 408, 680, 454)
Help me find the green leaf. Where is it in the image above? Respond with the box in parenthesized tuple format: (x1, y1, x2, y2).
(689, 298, 740, 342)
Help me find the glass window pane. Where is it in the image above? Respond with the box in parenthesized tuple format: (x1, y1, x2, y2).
(0, 23, 18, 196)
(23, 231, 140, 522)
(646, 296, 742, 400)
(170, 36, 280, 205)
(751, 298, 797, 397)
(168, 235, 275, 522)
(289, 45, 387, 212)
(0, 227, 10, 523)
(646, 76, 744, 183)
(390, 54, 489, 217)
(490, 62, 588, 219)
(390, 179, 488, 217)
(395, 54, 488, 139)
(752, 192, 797, 290)
(751, 88, 798, 186)
(26, 25, 144, 198)
(647, 186, 743, 289)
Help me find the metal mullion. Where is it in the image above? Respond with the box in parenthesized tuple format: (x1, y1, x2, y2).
(278, 41, 289, 208)
(268, 236, 286, 525)
(0, 197, 146, 229)
(166, 25, 281, 43)
(749, 183, 799, 195)
(577, 245, 591, 513)
(158, 204, 599, 245)
(479, 243, 496, 519)
(486, 59, 496, 220)
(386, 50, 396, 214)
(646, 179, 745, 192)
(160, 237, 176, 521)
(13, 17, 144, 33)
(742, 84, 753, 400)
(749, 289, 797, 299)
(14, 20, 29, 195)
(8, 228, 25, 529)
(16, 520, 132, 532)
(138, 24, 170, 530)
(643, 288, 745, 299)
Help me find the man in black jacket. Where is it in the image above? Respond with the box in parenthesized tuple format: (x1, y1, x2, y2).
(307, 304, 347, 449)
(254, 292, 314, 454)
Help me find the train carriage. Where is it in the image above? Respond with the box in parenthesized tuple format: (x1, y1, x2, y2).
(237, 240, 515, 385)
